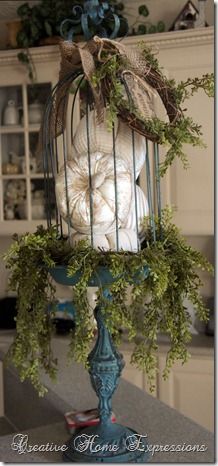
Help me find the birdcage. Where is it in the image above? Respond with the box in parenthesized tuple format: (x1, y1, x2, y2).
(41, 41, 163, 254)
(39, 36, 170, 463)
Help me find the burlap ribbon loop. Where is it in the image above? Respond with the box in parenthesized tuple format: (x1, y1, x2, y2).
(38, 35, 181, 156)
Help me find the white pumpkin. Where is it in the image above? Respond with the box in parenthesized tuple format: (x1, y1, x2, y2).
(106, 229, 138, 252)
(71, 229, 138, 252)
(122, 185, 148, 234)
(115, 122, 146, 179)
(56, 152, 132, 235)
(71, 111, 146, 180)
(71, 232, 110, 250)
(72, 109, 119, 157)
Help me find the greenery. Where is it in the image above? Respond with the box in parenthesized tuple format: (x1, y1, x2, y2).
(91, 44, 214, 175)
(16, 0, 126, 49)
(16, 0, 126, 84)
(16, 0, 77, 48)
(16, 0, 76, 83)
(4, 209, 212, 396)
(17, 50, 37, 84)
(132, 4, 165, 35)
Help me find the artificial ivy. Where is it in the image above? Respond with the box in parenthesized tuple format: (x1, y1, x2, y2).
(91, 44, 214, 175)
(4, 209, 212, 395)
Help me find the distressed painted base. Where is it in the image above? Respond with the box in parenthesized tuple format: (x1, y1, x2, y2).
(63, 423, 149, 462)
(49, 266, 150, 463)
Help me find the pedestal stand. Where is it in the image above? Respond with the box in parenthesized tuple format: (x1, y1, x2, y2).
(63, 288, 149, 463)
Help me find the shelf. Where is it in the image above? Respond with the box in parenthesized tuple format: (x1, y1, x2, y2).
(30, 173, 53, 179)
(28, 124, 41, 132)
(0, 125, 24, 134)
(0, 173, 52, 179)
(1, 174, 26, 179)
(30, 173, 45, 179)
(0, 124, 41, 134)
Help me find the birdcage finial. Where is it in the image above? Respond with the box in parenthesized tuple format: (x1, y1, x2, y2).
(60, 0, 127, 42)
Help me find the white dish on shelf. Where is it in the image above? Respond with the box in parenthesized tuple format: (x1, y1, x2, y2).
(32, 203, 45, 220)
(16, 201, 45, 220)
(28, 102, 43, 124)
(3, 100, 20, 125)
(16, 202, 27, 220)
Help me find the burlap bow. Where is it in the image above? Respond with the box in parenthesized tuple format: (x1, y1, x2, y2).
(38, 35, 180, 155)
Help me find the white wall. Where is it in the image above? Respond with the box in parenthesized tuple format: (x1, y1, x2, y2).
(123, 0, 214, 30)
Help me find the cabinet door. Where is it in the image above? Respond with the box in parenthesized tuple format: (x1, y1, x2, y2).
(121, 350, 157, 397)
(158, 354, 214, 431)
(121, 350, 144, 389)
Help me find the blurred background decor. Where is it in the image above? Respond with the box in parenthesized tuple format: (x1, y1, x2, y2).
(169, 0, 207, 31)
(0, 1, 214, 50)
(130, 4, 165, 35)
(15, 0, 127, 84)
(60, 0, 128, 41)
(16, 0, 127, 48)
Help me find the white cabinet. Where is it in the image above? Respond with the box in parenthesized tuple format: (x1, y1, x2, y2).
(121, 341, 214, 432)
(0, 46, 60, 234)
(158, 353, 214, 432)
(122, 349, 157, 397)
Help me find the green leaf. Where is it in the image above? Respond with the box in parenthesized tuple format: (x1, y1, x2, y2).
(38, 5, 49, 17)
(16, 31, 30, 48)
(17, 52, 29, 64)
(138, 4, 149, 17)
(157, 21, 165, 32)
(44, 21, 53, 37)
(17, 3, 30, 18)
(148, 24, 157, 34)
(30, 23, 39, 39)
(137, 24, 147, 35)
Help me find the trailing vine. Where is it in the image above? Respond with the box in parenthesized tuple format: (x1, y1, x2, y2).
(90, 43, 214, 175)
(4, 209, 212, 395)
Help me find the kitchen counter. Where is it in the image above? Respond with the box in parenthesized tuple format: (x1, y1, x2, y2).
(0, 331, 215, 463)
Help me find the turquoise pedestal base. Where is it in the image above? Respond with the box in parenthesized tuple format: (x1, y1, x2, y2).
(49, 266, 150, 463)
(63, 423, 149, 462)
